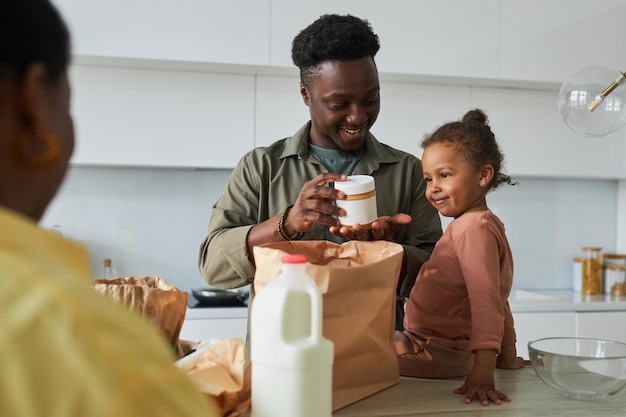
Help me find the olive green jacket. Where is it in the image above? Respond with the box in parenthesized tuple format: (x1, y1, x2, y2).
(198, 122, 442, 302)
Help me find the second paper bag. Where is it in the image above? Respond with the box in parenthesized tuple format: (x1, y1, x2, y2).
(253, 240, 403, 411)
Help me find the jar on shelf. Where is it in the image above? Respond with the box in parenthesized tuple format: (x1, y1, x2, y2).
(603, 253, 626, 267)
(581, 247, 602, 295)
(605, 265, 626, 296)
(603, 254, 626, 295)
(103, 258, 118, 279)
(572, 256, 583, 292)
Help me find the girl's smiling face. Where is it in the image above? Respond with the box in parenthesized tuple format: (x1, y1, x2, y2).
(421, 142, 493, 218)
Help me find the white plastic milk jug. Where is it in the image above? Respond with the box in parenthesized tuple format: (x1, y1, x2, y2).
(251, 254, 334, 417)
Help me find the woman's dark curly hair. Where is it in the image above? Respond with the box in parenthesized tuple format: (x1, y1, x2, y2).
(422, 109, 517, 191)
(291, 14, 380, 87)
(0, 0, 70, 83)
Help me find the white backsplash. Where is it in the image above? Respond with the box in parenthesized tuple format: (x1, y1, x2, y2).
(42, 166, 617, 292)
(43, 166, 232, 292)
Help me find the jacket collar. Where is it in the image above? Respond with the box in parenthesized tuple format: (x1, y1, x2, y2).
(280, 121, 401, 174)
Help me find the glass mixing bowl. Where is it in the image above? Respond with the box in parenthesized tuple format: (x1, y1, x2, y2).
(528, 337, 626, 400)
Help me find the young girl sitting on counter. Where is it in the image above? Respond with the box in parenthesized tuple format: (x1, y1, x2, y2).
(394, 109, 528, 406)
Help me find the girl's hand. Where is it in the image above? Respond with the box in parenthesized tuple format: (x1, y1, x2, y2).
(454, 372, 510, 406)
(455, 349, 510, 406)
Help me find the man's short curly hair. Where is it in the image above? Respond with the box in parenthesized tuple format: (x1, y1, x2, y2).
(291, 14, 380, 87)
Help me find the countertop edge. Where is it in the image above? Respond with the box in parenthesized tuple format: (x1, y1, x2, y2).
(509, 289, 626, 313)
(182, 290, 626, 318)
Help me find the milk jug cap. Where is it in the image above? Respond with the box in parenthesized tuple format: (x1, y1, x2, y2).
(281, 254, 308, 264)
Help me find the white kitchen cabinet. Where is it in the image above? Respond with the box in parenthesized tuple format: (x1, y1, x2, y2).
(619, 180, 626, 253)
(255, 75, 310, 148)
(255, 74, 473, 154)
(499, 0, 626, 84)
(52, 0, 626, 175)
(270, 0, 500, 80)
(180, 318, 247, 342)
(512, 290, 626, 358)
(69, 65, 255, 168)
(52, 0, 271, 66)
(180, 308, 248, 342)
(271, 0, 626, 84)
(576, 311, 626, 344)
(513, 312, 576, 358)
(372, 81, 471, 156)
(54, 0, 626, 85)
(471, 88, 626, 179)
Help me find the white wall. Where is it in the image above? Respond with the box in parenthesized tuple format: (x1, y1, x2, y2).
(43, 167, 232, 292)
(42, 167, 618, 293)
(618, 180, 626, 253)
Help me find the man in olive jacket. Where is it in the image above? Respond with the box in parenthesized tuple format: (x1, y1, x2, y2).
(198, 14, 442, 330)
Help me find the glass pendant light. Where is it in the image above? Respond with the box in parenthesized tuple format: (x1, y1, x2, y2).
(558, 65, 626, 138)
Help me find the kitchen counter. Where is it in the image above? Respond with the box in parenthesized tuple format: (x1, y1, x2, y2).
(508, 289, 626, 312)
(184, 289, 626, 318)
(234, 289, 626, 415)
(183, 289, 626, 319)
(332, 366, 626, 416)
(181, 306, 248, 341)
(185, 306, 248, 320)
(239, 366, 626, 416)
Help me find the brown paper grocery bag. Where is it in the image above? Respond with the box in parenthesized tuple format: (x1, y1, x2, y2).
(93, 276, 188, 355)
(253, 240, 403, 411)
(177, 338, 251, 417)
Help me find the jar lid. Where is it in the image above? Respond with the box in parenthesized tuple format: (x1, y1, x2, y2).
(582, 247, 602, 251)
(604, 253, 626, 259)
(334, 175, 375, 194)
(603, 264, 626, 271)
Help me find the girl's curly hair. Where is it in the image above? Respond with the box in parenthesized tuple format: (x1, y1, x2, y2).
(422, 109, 517, 191)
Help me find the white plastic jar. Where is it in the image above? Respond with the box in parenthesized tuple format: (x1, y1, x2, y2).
(572, 256, 583, 292)
(603, 254, 626, 295)
(334, 175, 377, 228)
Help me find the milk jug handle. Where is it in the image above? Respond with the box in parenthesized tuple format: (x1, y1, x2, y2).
(306, 284, 324, 342)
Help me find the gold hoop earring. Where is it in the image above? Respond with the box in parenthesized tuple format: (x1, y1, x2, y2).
(14, 130, 62, 169)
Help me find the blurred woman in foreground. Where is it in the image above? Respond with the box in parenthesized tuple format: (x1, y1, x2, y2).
(0, 1, 217, 415)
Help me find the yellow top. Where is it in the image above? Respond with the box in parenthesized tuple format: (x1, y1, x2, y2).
(0, 207, 217, 417)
